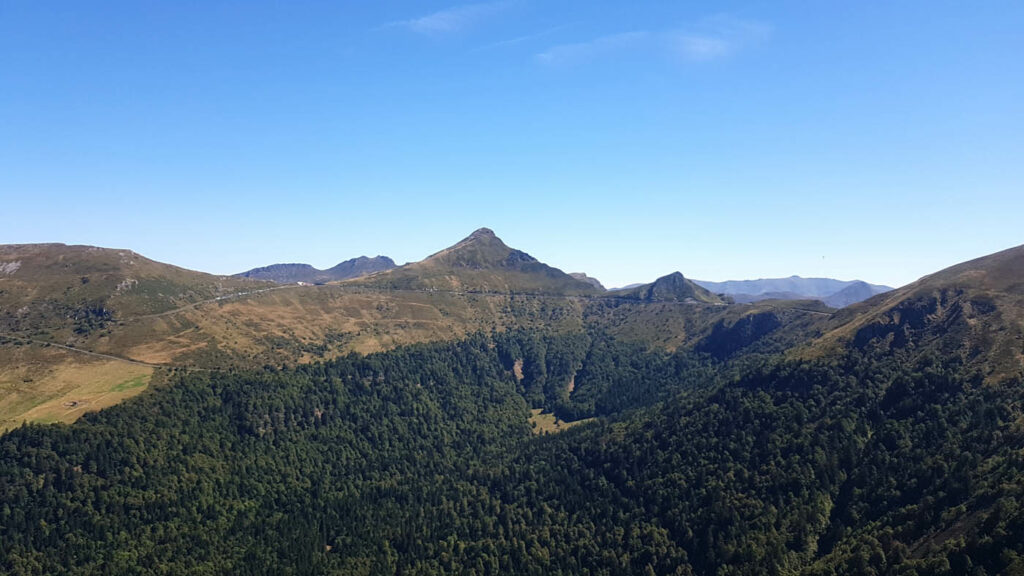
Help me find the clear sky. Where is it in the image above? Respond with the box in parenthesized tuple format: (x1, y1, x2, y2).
(2, 1, 1022, 288)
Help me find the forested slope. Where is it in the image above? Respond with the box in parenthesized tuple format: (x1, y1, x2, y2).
(3, 329, 1024, 575)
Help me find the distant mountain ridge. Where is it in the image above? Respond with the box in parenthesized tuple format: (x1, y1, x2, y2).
(821, 280, 885, 308)
(694, 276, 893, 307)
(237, 256, 396, 284)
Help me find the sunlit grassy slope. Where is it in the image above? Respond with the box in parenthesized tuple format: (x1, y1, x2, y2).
(0, 342, 153, 431)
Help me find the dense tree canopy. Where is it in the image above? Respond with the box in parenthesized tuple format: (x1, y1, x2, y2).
(2, 330, 1024, 575)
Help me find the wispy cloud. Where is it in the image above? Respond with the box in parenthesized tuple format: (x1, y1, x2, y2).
(669, 15, 771, 62)
(671, 35, 733, 61)
(536, 15, 770, 66)
(472, 23, 576, 53)
(536, 31, 650, 66)
(379, 2, 511, 36)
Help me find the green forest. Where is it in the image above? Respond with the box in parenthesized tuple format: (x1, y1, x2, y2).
(3, 328, 1024, 575)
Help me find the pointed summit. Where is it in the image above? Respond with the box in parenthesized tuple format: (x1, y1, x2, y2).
(468, 227, 495, 238)
(422, 227, 537, 270)
(611, 271, 723, 304)
(350, 228, 598, 295)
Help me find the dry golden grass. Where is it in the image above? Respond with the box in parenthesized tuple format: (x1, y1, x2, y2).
(0, 344, 152, 431)
(126, 335, 210, 364)
(83, 286, 582, 365)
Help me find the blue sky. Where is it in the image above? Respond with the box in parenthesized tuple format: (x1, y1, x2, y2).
(1, 1, 1022, 288)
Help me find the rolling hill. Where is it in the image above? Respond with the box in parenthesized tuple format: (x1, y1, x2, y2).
(0, 243, 275, 430)
(0, 243, 272, 333)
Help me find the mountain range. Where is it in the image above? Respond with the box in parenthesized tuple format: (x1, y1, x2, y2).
(694, 276, 894, 306)
(0, 228, 993, 432)
(2, 228, 1024, 574)
(3, 228, 1024, 574)
(233, 234, 889, 308)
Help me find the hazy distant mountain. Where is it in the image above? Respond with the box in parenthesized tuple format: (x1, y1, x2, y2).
(822, 280, 884, 308)
(726, 291, 807, 304)
(237, 256, 396, 284)
(694, 276, 893, 307)
(569, 273, 605, 291)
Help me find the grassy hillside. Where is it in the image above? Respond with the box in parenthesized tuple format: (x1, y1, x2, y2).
(805, 243, 1024, 381)
(0, 243, 272, 335)
(0, 244, 275, 427)
(0, 340, 155, 431)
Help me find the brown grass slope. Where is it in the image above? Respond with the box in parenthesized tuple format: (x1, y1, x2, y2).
(0, 243, 278, 428)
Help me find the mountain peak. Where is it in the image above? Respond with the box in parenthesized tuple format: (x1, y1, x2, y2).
(468, 227, 496, 239)
(351, 228, 599, 295)
(447, 227, 503, 250)
(421, 228, 539, 270)
(612, 272, 723, 304)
